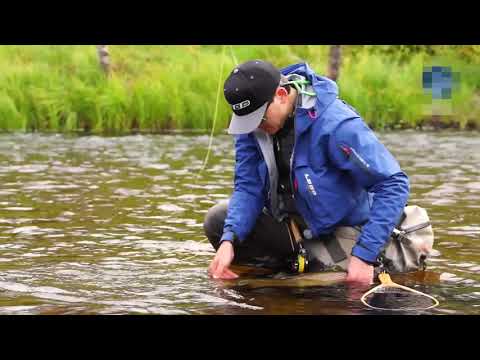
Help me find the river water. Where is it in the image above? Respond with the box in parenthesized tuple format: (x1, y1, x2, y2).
(0, 131, 479, 315)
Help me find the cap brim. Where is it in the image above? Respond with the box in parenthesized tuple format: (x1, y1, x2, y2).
(227, 102, 268, 135)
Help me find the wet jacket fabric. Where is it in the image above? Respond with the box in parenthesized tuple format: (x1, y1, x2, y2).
(220, 62, 409, 264)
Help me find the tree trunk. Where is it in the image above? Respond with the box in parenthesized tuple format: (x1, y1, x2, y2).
(96, 45, 110, 76)
(327, 45, 342, 81)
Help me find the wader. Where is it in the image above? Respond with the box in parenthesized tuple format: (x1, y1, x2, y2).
(204, 200, 434, 274)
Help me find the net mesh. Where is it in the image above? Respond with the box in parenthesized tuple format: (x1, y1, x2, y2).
(363, 286, 437, 311)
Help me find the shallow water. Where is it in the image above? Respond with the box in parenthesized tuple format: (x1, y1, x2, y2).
(0, 131, 479, 315)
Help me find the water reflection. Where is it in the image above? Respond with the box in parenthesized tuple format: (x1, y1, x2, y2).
(0, 131, 479, 314)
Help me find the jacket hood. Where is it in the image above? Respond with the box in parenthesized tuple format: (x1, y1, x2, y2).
(280, 62, 338, 116)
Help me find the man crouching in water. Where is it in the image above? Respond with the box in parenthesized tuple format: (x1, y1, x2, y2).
(203, 60, 409, 285)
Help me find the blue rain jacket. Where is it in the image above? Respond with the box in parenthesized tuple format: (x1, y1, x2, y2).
(221, 63, 409, 264)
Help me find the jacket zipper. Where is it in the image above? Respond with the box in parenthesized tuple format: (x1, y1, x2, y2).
(254, 136, 270, 200)
(290, 96, 304, 199)
(289, 118, 296, 200)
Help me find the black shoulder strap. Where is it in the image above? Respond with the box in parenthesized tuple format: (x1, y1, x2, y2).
(401, 221, 432, 234)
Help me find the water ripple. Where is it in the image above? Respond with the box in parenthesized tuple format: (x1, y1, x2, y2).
(0, 132, 479, 314)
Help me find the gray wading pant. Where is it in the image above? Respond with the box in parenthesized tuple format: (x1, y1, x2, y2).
(204, 199, 432, 273)
(203, 199, 363, 272)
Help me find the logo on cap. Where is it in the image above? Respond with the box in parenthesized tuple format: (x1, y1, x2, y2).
(232, 100, 251, 111)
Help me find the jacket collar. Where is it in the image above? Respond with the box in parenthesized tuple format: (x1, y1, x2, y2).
(281, 62, 339, 136)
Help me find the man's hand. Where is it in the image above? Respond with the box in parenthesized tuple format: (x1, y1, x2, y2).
(208, 241, 238, 280)
(346, 255, 374, 285)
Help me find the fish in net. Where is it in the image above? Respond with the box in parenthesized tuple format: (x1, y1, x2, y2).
(361, 272, 439, 311)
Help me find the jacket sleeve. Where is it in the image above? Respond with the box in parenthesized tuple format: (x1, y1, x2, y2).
(221, 133, 266, 244)
(328, 118, 410, 263)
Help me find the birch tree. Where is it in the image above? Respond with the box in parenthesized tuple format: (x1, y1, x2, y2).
(96, 45, 110, 76)
(327, 45, 342, 81)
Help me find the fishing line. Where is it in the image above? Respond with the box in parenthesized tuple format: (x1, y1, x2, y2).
(187, 46, 238, 260)
(182, 48, 225, 262)
(196, 45, 226, 178)
(229, 45, 238, 67)
(197, 45, 239, 178)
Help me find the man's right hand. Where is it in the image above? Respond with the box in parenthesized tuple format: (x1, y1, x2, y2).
(208, 241, 238, 280)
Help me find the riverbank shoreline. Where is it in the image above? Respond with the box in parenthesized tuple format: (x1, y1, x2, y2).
(1, 122, 479, 137)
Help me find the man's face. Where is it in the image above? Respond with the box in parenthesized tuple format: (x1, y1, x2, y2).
(258, 87, 293, 135)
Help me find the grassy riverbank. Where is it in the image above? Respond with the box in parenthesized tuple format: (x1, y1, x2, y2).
(0, 45, 479, 134)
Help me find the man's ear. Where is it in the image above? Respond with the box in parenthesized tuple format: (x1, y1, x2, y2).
(275, 87, 289, 101)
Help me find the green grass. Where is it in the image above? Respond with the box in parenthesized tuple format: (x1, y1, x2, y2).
(338, 48, 480, 130)
(0, 45, 478, 134)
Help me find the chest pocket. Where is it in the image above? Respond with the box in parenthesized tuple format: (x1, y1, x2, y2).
(308, 140, 329, 172)
(294, 159, 357, 233)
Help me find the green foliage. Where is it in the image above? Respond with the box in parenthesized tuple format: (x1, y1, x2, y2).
(0, 45, 478, 133)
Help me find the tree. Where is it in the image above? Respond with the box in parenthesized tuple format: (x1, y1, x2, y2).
(96, 45, 110, 76)
(327, 45, 342, 81)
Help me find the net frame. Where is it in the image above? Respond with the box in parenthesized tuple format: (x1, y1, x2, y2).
(361, 272, 439, 311)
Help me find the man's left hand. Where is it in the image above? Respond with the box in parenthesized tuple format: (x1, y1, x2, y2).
(346, 255, 374, 285)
